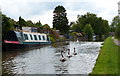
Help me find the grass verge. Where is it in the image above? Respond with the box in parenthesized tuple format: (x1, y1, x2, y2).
(90, 37, 119, 75)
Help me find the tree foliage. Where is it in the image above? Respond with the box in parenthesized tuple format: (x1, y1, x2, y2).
(2, 13, 52, 40)
(18, 16, 27, 26)
(2, 14, 14, 38)
(110, 16, 120, 32)
(53, 5, 69, 34)
(83, 24, 93, 40)
(43, 24, 50, 29)
(35, 21, 42, 27)
(70, 32, 78, 40)
(26, 20, 34, 26)
(18, 17, 43, 27)
(71, 22, 82, 32)
(76, 12, 110, 36)
(115, 22, 120, 39)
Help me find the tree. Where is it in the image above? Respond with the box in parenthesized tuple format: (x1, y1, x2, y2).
(2, 14, 14, 39)
(53, 5, 69, 34)
(35, 21, 42, 28)
(115, 22, 120, 39)
(95, 18, 109, 38)
(43, 24, 50, 29)
(69, 22, 75, 27)
(26, 20, 34, 26)
(18, 16, 27, 26)
(77, 12, 97, 30)
(77, 12, 110, 38)
(83, 24, 93, 40)
(110, 16, 120, 32)
(71, 23, 82, 32)
(101, 20, 110, 35)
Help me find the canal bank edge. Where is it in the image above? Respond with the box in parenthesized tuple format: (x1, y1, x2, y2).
(89, 37, 119, 75)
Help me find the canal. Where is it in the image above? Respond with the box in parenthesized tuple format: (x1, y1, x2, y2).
(2, 41, 103, 75)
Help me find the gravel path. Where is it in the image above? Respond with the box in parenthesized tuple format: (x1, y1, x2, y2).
(112, 37, 120, 46)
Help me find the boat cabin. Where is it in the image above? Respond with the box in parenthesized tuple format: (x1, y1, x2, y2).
(4, 30, 51, 44)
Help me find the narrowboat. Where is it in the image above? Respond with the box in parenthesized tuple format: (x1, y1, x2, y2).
(3, 30, 51, 50)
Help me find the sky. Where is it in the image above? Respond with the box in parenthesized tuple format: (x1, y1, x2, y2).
(0, 0, 119, 28)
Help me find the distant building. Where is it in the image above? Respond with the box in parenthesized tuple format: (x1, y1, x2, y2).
(109, 32, 115, 36)
(22, 27, 38, 32)
(118, 1, 120, 17)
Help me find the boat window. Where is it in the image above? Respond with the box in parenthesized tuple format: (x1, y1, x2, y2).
(24, 34, 28, 40)
(30, 34, 33, 40)
(34, 35, 37, 40)
(15, 31, 22, 37)
(47, 36, 49, 41)
(38, 35, 41, 40)
(42, 36, 45, 40)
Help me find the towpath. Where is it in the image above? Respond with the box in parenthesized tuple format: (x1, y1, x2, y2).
(112, 37, 120, 46)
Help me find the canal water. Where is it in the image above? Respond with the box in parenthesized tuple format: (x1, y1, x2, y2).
(2, 41, 103, 75)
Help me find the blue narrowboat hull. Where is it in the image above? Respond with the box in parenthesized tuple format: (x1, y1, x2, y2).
(3, 42, 51, 51)
(22, 41, 51, 44)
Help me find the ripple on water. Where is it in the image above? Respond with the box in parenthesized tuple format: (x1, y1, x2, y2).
(2, 41, 103, 74)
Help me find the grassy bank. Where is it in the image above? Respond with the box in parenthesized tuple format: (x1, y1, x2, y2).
(90, 37, 119, 74)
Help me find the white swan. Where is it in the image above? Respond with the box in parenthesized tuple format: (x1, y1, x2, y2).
(77, 40, 79, 42)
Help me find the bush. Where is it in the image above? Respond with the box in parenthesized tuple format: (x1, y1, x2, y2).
(70, 32, 77, 40)
(59, 37, 66, 42)
(49, 37, 55, 43)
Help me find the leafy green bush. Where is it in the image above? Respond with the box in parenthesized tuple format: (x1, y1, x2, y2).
(49, 36, 55, 43)
(59, 37, 66, 42)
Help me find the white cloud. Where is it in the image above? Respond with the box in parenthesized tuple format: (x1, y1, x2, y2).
(26, 9, 88, 28)
(0, 0, 32, 19)
(64, 0, 118, 23)
(0, 0, 119, 27)
(27, 10, 53, 28)
(67, 10, 88, 22)
(93, 0, 118, 23)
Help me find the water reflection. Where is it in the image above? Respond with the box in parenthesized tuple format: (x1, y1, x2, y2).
(2, 41, 103, 75)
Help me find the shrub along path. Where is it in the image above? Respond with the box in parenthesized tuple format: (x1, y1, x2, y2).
(90, 37, 119, 74)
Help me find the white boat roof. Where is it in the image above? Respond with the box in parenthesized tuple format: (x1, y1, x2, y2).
(14, 30, 46, 35)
